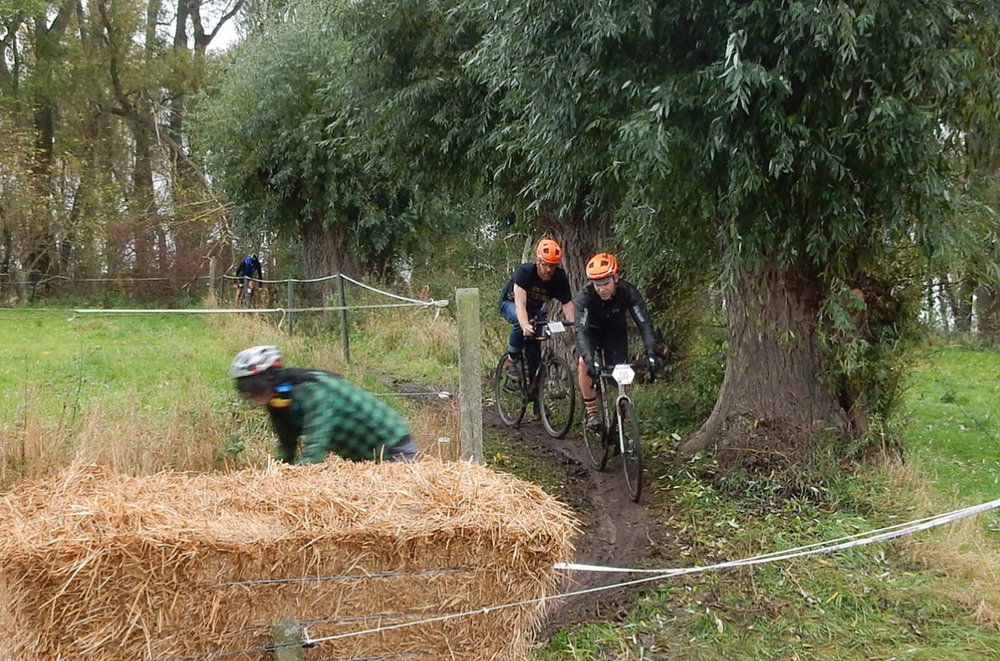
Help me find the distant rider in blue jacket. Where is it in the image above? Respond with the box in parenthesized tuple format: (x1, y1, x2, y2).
(234, 253, 263, 305)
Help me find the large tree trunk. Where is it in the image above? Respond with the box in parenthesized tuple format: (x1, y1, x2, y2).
(683, 259, 851, 456)
(300, 217, 357, 305)
(537, 200, 612, 291)
(976, 283, 1000, 345)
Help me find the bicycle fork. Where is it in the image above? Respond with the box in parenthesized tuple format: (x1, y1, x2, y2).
(605, 385, 636, 455)
(612, 396, 633, 454)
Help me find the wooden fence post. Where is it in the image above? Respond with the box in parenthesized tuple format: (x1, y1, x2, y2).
(208, 258, 217, 302)
(456, 288, 483, 463)
(271, 615, 304, 661)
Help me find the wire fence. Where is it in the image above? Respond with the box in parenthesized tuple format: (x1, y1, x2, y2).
(0, 269, 452, 353)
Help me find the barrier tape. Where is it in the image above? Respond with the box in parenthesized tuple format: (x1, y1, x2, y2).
(555, 496, 1000, 575)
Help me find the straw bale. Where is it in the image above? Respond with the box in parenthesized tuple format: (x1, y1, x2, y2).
(0, 460, 578, 660)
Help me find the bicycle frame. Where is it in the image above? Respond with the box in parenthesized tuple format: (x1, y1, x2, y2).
(583, 354, 645, 501)
(604, 364, 636, 452)
(494, 317, 576, 438)
(520, 318, 573, 392)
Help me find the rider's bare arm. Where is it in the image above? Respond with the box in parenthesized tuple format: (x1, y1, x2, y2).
(513, 285, 534, 337)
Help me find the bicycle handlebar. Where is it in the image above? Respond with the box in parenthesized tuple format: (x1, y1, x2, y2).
(595, 360, 659, 386)
(529, 315, 574, 326)
(529, 317, 574, 339)
(597, 361, 649, 373)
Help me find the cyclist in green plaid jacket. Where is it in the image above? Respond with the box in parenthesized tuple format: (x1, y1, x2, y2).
(230, 345, 418, 463)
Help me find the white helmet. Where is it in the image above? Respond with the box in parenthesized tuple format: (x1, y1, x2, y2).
(230, 345, 283, 378)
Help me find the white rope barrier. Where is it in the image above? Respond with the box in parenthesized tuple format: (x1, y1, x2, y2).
(66, 272, 450, 316)
(3, 271, 451, 316)
(220, 273, 340, 285)
(557, 496, 1000, 574)
(70, 301, 445, 316)
(375, 391, 453, 399)
(338, 273, 448, 308)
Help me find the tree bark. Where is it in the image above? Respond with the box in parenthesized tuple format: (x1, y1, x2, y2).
(683, 258, 851, 455)
(537, 200, 612, 292)
(976, 283, 1000, 344)
(949, 275, 974, 333)
(26, 1, 75, 292)
(300, 216, 357, 304)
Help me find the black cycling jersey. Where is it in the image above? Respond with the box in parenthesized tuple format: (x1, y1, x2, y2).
(574, 279, 656, 365)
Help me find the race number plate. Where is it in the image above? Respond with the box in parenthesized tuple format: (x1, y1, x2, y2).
(612, 364, 635, 385)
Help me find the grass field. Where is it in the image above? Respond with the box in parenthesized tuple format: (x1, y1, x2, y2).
(2, 307, 999, 659)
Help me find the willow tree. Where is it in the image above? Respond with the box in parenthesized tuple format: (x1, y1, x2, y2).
(468, 0, 1000, 459)
(192, 1, 469, 296)
(332, 0, 631, 285)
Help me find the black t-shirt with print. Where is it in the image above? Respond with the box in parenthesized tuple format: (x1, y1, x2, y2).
(499, 263, 572, 313)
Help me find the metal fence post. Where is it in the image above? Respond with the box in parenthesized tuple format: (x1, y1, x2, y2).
(339, 274, 350, 362)
(456, 288, 483, 463)
(286, 277, 294, 334)
(271, 615, 304, 660)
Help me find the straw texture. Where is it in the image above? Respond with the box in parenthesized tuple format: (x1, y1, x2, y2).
(0, 460, 577, 660)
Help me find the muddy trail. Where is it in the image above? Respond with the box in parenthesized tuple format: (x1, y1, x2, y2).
(482, 404, 671, 638)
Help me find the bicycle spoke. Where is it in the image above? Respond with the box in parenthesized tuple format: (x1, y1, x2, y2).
(494, 353, 526, 426)
(618, 399, 643, 501)
(540, 356, 575, 438)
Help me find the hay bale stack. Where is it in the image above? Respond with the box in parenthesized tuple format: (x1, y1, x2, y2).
(0, 460, 577, 660)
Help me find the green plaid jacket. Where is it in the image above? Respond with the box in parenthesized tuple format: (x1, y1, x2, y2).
(269, 371, 410, 463)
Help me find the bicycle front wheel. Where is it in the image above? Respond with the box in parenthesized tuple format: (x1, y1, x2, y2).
(618, 398, 643, 502)
(583, 386, 609, 471)
(539, 356, 575, 438)
(494, 353, 526, 426)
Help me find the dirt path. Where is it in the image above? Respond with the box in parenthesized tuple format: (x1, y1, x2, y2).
(483, 406, 663, 637)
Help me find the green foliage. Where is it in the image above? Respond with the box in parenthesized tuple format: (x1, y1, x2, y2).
(193, 3, 427, 275)
(632, 346, 724, 441)
(338, 0, 494, 191)
(192, 10, 342, 234)
(817, 259, 926, 432)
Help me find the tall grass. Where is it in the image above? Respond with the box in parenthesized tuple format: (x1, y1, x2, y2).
(0, 302, 460, 489)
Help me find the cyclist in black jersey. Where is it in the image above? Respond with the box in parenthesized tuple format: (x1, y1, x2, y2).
(497, 238, 576, 386)
(574, 253, 660, 430)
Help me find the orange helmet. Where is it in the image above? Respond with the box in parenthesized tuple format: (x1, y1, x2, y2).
(535, 238, 563, 265)
(586, 253, 619, 280)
